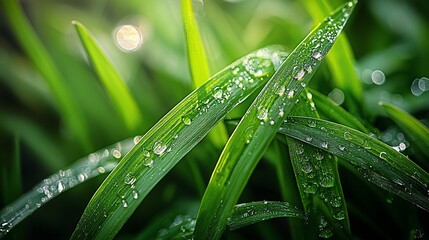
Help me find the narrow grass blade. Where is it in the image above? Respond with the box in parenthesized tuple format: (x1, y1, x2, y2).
(301, 0, 362, 113)
(181, 0, 210, 88)
(70, 46, 286, 239)
(0, 138, 137, 238)
(73, 21, 143, 132)
(379, 101, 429, 159)
(181, 0, 228, 146)
(287, 91, 350, 238)
(1, 0, 91, 149)
(227, 201, 304, 231)
(280, 117, 429, 212)
(194, 2, 357, 239)
(309, 89, 368, 133)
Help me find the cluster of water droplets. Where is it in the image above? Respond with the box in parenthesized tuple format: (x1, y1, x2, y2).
(157, 214, 196, 238)
(0, 137, 139, 237)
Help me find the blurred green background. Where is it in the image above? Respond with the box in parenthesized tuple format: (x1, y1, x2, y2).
(1, 0, 428, 239)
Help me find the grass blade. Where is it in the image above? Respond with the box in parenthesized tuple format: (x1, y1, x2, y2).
(70, 46, 286, 239)
(280, 117, 429, 212)
(73, 21, 143, 132)
(0, 138, 137, 238)
(301, 0, 362, 113)
(1, 0, 91, 149)
(286, 91, 350, 238)
(181, 0, 228, 146)
(379, 101, 429, 160)
(227, 201, 304, 231)
(194, 2, 357, 239)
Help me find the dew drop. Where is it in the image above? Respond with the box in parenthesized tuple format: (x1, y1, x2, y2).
(287, 89, 295, 99)
(363, 140, 372, 150)
(379, 152, 387, 160)
(305, 136, 313, 142)
(133, 135, 142, 144)
(330, 196, 342, 208)
(308, 120, 317, 128)
(320, 173, 335, 188)
(256, 106, 268, 121)
(279, 108, 284, 117)
(153, 141, 167, 155)
(276, 85, 286, 96)
(122, 199, 128, 208)
(301, 163, 313, 174)
(313, 52, 323, 60)
(303, 183, 318, 194)
(338, 145, 345, 151)
(295, 69, 305, 80)
(269, 120, 275, 125)
(333, 210, 345, 220)
(182, 115, 192, 126)
(143, 158, 154, 167)
(343, 132, 352, 141)
(212, 87, 223, 100)
(132, 190, 139, 200)
(315, 151, 324, 160)
(319, 228, 333, 239)
(124, 173, 137, 185)
(321, 141, 328, 149)
(244, 126, 254, 144)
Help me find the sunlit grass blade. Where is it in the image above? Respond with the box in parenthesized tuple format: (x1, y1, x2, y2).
(0, 138, 137, 238)
(181, 0, 228, 147)
(194, 2, 356, 239)
(73, 21, 142, 132)
(70, 46, 286, 239)
(309, 89, 368, 133)
(301, 0, 362, 113)
(279, 116, 429, 212)
(227, 201, 304, 231)
(286, 91, 350, 238)
(1, 0, 91, 149)
(379, 101, 429, 160)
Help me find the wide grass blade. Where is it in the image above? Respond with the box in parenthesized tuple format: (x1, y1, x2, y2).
(227, 201, 304, 231)
(194, 2, 357, 239)
(181, 0, 228, 146)
(70, 46, 286, 239)
(379, 101, 429, 160)
(280, 117, 429, 212)
(1, 0, 91, 149)
(287, 91, 350, 238)
(301, 0, 362, 113)
(0, 138, 137, 238)
(73, 21, 143, 132)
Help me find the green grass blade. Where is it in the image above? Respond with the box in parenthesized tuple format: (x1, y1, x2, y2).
(280, 117, 429, 212)
(379, 101, 429, 159)
(1, 0, 91, 149)
(73, 21, 143, 132)
(194, 2, 357, 239)
(70, 46, 285, 239)
(309, 89, 368, 133)
(301, 0, 362, 113)
(286, 91, 350, 238)
(181, 0, 228, 147)
(227, 201, 304, 231)
(0, 138, 137, 238)
(181, 0, 210, 88)
(1, 134, 22, 207)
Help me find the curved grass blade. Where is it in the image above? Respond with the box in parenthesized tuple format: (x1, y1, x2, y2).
(227, 201, 304, 231)
(301, 0, 362, 113)
(70, 46, 286, 239)
(279, 116, 429, 212)
(379, 101, 429, 160)
(0, 138, 138, 238)
(309, 89, 368, 133)
(73, 21, 143, 132)
(287, 91, 350, 238)
(1, 0, 91, 148)
(181, 0, 228, 146)
(194, 2, 357, 239)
